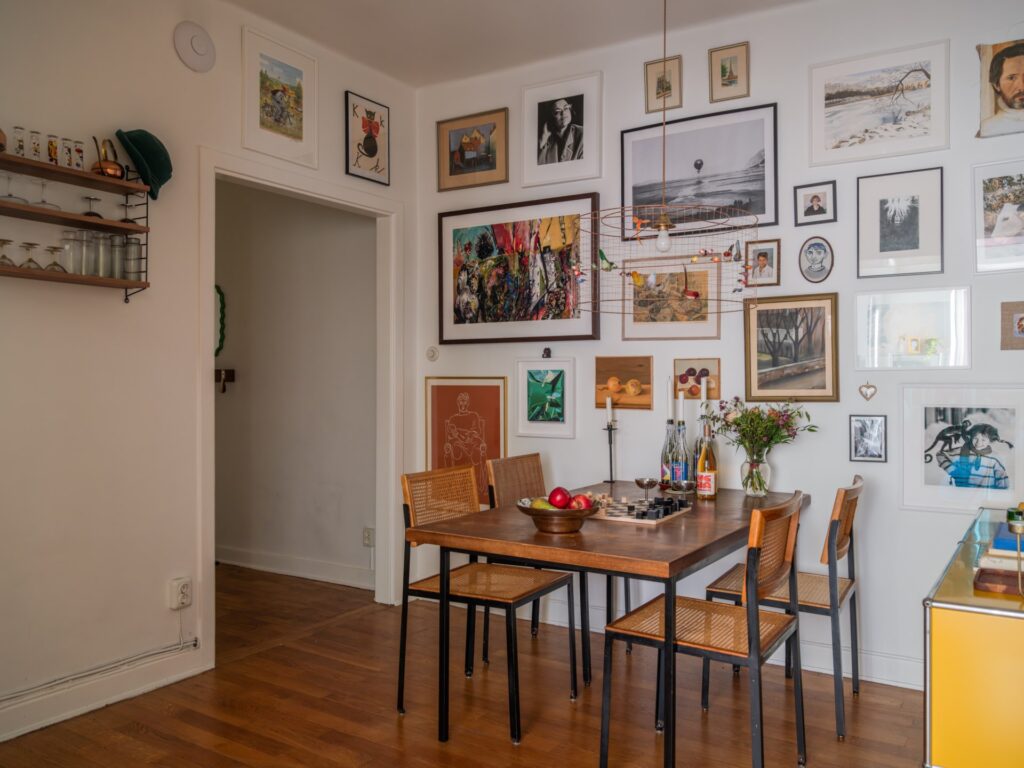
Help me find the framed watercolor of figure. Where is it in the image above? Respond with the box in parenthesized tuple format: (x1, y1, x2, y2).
(436, 107, 508, 193)
(794, 180, 837, 226)
(514, 357, 575, 439)
(798, 236, 834, 283)
(976, 39, 1024, 139)
(425, 376, 507, 505)
(522, 72, 602, 187)
(645, 55, 683, 113)
(345, 91, 389, 185)
(901, 384, 1024, 514)
(708, 42, 750, 102)
(857, 167, 943, 278)
(438, 192, 599, 344)
(973, 158, 1024, 274)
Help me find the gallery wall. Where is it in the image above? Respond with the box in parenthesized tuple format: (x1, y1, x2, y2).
(412, 0, 1024, 689)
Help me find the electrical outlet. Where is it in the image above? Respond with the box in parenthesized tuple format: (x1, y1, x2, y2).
(169, 577, 192, 610)
(362, 527, 375, 548)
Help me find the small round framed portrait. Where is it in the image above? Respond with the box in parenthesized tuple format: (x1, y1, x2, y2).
(798, 236, 834, 283)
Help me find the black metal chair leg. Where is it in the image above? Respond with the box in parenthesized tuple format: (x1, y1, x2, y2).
(397, 588, 409, 714)
(505, 609, 521, 744)
(599, 632, 615, 768)
(566, 581, 578, 700)
(605, 574, 613, 625)
(748, 663, 765, 768)
(655, 648, 665, 731)
(850, 592, 861, 695)
(785, 634, 793, 679)
(701, 657, 711, 711)
(732, 596, 742, 676)
(482, 606, 490, 665)
(579, 571, 592, 686)
(829, 603, 847, 740)
(623, 577, 633, 655)
(464, 601, 476, 678)
(531, 598, 540, 638)
(791, 628, 808, 765)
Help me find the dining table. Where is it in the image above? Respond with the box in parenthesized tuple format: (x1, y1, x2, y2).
(405, 480, 810, 768)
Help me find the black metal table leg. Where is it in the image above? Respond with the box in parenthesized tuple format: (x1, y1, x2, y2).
(662, 577, 676, 768)
(579, 571, 592, 686)
(439, 547, 450, 742)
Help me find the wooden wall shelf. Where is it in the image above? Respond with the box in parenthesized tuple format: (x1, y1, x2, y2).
(0, 265, 149, 291)
(0, 153, 149, 196)
(0, 199, 149, 235)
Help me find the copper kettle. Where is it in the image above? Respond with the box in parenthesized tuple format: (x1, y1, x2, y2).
(91, 137, 125, 179)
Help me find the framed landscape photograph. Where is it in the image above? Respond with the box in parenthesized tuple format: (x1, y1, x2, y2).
(973, 158, 1024, 274)
(242, 26, 318, 168)
(708, 42, 750, 102)
(809, 40, 949, 166)
(674, 358, 721, 400)
(855, 287, 970, 370)
(850, 415, 887, 462)
(743, 293, 839, 402)
(621, 103, 777, 238)
(976, 39, 1024, 139)
(522, 71, 602, 187)
(1002, 301, 1024, 350)
(902, 385, 1023, 513)
(595, 356, 653, 411)
(515, 357, 575, 439)
(345, 91, 389, 185)
(645, 55, 683, 113)
(857, 167, 943, 278)
(438, 192, 599, 344)
(425, 376, 507, 504)
(745, 239, 780, 287)
(794, 181, 837, 226)
(436, 108, 508, 192)
(621, 257, 721, 340)
(798, 236, 834, 283)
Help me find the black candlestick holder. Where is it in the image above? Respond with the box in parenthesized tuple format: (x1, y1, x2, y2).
(603, 421, 617, 485)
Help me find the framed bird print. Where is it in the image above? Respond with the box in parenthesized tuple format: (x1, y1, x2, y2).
(346, 90, 389, 185)
(621, 257, 721, 340)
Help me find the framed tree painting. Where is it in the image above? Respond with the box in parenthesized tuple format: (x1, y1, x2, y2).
(621, 103, 778, 238)
(514, 357, 575, 439)
(743, 293, 839, 402)
(241, 26, 318, 168)
(973, 158, 1024, 274)
(345, 91, 389, 185)
(436, 107, 508, 192)
(522, 71, 602, 187)
(438, 192, 599, 344)
(809, 40, 949, 166)
(425, 376, 506, 504)
(621, 257, 721, 340)
(857, 167, 943, 278)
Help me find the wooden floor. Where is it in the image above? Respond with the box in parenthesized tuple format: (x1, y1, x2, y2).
(0, 565, 923, 767)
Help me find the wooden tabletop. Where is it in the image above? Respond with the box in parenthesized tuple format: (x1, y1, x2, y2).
(406, 483, 809, 580)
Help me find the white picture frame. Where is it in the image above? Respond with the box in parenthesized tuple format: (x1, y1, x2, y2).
(901, 384, 1023, 514)
(621, 258, 721, 340)
(855, 287, 970, 370)
(973, 158, 1024, 274)
(522, 72, 602, 187)
(809, 40, 949, 166)
(514, 358, 575, 439)
(241, 26, 318, 169)
(857, 167, 943, 278)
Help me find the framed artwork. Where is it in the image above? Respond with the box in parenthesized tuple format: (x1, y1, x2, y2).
(708, 42, 750, 102)
(346, 91, 389, 185)
(522, 72, 602, 187)
(973, 158, 1024, 274)
(241, 26, 318, 168)
(809, 40, 949, 166)
(743, 293, 839, 402)
(674, 358, 721, 400)
(857, 167, 943, 278)
(436, 107, 508, 193)
(745, 239, 780, 287)
(850, 415, 887, 462)
(425, 376, 507, 504)
(794, 181, 837, 226)
(976, 39, 1024, 139)
(514, 358, 575, 439)
(595, 356, 653, 411)
(1002, 301, 1024, 350)
(621, 103, 778, 238)
(798, 236, 834, 283)
(438, 192, 599, 344)
(901, 385, 1023, 514)
(855, 287, 970, 370)
(645, 56, 683, 113)
(621, 257, 721, 340)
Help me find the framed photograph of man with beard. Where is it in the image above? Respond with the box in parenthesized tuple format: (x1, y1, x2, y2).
(522, 72, 602, 187)
(976, 39, 1024, 139)
(438, 192, 599, 344)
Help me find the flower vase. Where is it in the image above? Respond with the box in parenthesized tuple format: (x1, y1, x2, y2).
(740, 451, 771, 497)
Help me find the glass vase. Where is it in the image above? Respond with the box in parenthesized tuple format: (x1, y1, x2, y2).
(740, 450, 771, 497)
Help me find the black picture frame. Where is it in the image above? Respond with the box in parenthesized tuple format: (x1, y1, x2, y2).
(849, 414, 887, 463)
(345, 90, 390, 186)
(793, 180, 837, 227)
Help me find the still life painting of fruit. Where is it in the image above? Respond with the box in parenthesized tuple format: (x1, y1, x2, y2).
(595, 356, 653, 410)
(673, 357, 721, 400)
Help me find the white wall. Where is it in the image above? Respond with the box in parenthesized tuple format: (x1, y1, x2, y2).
(413, 0, 1024, 690)
(0, 0, 415, 739)
(214, 181, 376, 589)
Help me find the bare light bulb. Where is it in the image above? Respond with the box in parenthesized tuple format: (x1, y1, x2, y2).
(655, 227, 671, 253)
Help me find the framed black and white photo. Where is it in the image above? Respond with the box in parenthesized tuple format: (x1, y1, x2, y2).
(855, 287, 970, 369)
(973, 158, 1024, 274)
(902, 385, 1024, 513)
(645, 56, 683, 113)
(794, 181, 837, 226)
(798, 236, 834, 283)
(621, 103, 777, 238)
(744, 239, 780, 286)
(850, 415, 887, 462)
(522, 72, 602, 187)
(809, 41, 949, 166)
(857, 167, 943, 278)
(515, 357, 575, 439)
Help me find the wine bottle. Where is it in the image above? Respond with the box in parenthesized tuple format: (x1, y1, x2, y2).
(673, 420, 689, 488)
(696, 419, 718, 500)
(660, 419, 677, 486)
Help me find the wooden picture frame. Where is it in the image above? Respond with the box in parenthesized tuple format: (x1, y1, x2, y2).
(745, 239, 781, 287)
(645, 55, 683, 113)
(345, 90, 390, 186)
(436, 107, 508, 192)
(708, 42, 750, 102)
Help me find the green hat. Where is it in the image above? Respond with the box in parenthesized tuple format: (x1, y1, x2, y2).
(116, 129, 172, 200)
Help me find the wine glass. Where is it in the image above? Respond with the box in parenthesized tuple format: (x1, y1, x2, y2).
(19, 242, 43, 269)
(82, 195, 102, 218)
(31, 180, 61, 211)
(1, 174, 28, 204)
(44, 246, 66, 272)
(0, 239, 15, 267)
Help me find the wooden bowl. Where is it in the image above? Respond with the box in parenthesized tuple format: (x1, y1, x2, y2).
(516, 498, 596, 534)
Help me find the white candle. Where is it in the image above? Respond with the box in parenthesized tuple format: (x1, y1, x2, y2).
(700, 377, 707, 403)
(605, 396, 613, 424)
(676, 393, 684, 423)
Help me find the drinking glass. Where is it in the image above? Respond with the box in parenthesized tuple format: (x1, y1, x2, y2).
(0, 239, 15, 267)
(110, 234, 125, 279)
(94, 233, 112, 277)
(19, 242, 43, 269)
(82, 232, 97, 276)
(44, 246, 66, 272)
(60, 231, 80, 273)
(82, 196, 102, 218)
(31, 180, 61, 211)
(0, 174, 28, 204)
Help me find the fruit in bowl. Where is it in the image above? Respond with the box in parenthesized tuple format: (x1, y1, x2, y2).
(516, 489, 597, 533)
(548, 486, 572, 509)
(569, 493, 592, 510)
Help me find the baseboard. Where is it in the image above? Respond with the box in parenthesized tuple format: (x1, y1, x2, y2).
(216, 546, 374, 590)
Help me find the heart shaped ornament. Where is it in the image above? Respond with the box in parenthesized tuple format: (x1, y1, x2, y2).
(858, 383, 878, 401)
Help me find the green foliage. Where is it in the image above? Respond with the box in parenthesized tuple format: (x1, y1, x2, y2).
(526, 369, 565, 423)
(703, 398, 817, 459)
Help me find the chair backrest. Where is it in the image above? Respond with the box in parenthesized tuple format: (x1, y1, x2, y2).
(486, 453, 546, 508)
(742, 491, 802, 605)
(401, 466, 479, 536)
(819, 475, 863, 565)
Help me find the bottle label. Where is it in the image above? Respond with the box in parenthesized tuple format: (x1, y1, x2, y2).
(697, 471, 717, 495)
(661, 462, 671, 484)
(671, 461, 688, 483)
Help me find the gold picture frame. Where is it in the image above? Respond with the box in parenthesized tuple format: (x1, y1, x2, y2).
(644, 55, 683, 113)
(436, 107, 509, 192)
(708, 41, 750, 102)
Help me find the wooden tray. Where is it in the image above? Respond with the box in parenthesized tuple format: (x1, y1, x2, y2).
(973, 567, 1024, 595)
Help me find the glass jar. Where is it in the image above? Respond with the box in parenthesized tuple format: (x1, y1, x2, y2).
(12, 127, 25, 157)
(110, 235, 125, 280)
(29, 130, 41, 161)
(81, 231, 97, 276)
(46, 134, 59, 165)
(124, 237, 143, 282)
(94, 233, 112, 277)
(60, 231, 80, 274)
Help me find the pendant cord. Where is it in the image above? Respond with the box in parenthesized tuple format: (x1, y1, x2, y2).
(661, 0, 667, 209)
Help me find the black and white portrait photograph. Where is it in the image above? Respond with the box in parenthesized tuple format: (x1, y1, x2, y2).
(850, 414, 887, 462)
(794, 180, 837, 226)
(537, 93, 584, 165)
(521, 72, 601, 187)
(858, 167, 943, 278)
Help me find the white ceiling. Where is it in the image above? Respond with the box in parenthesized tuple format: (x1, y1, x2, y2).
(225, 0, 806, 86)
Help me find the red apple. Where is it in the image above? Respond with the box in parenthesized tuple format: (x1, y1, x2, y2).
(569, 494, 593, 510)
(548, 486, 572, 509)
